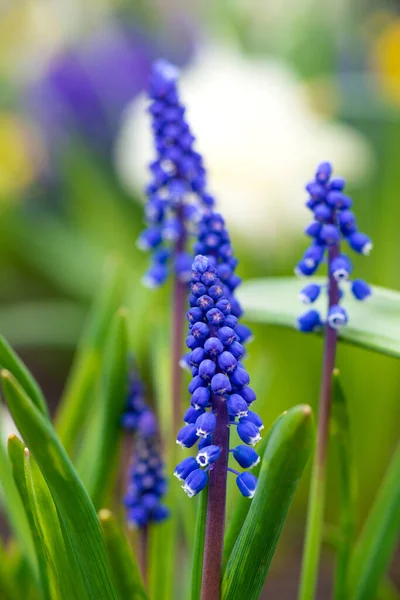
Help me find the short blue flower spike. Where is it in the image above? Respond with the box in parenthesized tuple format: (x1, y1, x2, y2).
(122, 370, 169, 528)
(296, 162, 372, 333)
(176, 255, 261, 498)
(138, 59, 214, 288)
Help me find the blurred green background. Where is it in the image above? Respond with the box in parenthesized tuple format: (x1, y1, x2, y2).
(0, 0, 399, 596)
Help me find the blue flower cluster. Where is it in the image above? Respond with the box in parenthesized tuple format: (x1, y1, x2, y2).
(296, 162, 372, 333)
(175, 255, 261, 499)
(122, 371, 169, 528)
(137, 59, 215, 288)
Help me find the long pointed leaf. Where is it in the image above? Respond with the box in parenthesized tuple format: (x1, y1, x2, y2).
(223, 411, 286, 567)
(55, 256, 126, 454)
(24, 449, 85, 600)
(77, 308, 129, 507)
(0, 426, 37, 579)
(1, 371, 119, 600)
(190, 490, 208, 600)
(350, 440, 400, 600)
(331, 371, 357, 600)
(0, 336, 49, 417)
(222, 405, 314, 600)
(239, 278, 400, 358)
(99, 509, 148, 600)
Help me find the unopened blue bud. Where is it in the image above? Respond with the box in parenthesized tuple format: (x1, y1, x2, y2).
(176, 424, 199, 448)
(338, 210, 357, 236)
(297, 310, 322, 333)
(305, 221, 323, 238)
(236, 472, 258, 498)
(326, 191, 352, 210)
(191, 387, 211, 409)
(198, 359, 216, 381)
(211, 373, 232, 395)
(218, 326, 237, 346)
(314, 204, 332, 222)
(227, 394, 248, 417)
(237, 386, 256, 404)
(351, 279, 371, 301)
(315, 161, 332, 184)
(241, 410, 264, 430)
(237, 421, 261, 446)
(348, 232, 373, 255)
(204, 337, 224, 357)
(228, 341, 245, 360)
(330, 255, 352, 281)
(182, 469, 208, 498)
(230, 367, 250, 388)
(233, 445, 260, 468)
(174, 457, 198, 481)
(184, 406, 205, 424)
(196, 412, 217, 438)
(188, 376, 207, 394)
(320, 224, 340, 245)
(196, 444, 221, 467)
(206, 308, 225, 325)
(298, 283, 321, 304)
(235, 324, 253, 344)
(218, 351, 238, 373)
(327, 305, 348, 329)
(295, 259, 319, 277)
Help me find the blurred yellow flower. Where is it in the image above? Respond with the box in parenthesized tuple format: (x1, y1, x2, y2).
(373, 17, 400, 104)
(0, 113, 39, 197)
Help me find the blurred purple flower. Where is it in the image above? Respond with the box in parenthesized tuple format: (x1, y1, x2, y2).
(25, 21, 192, 159)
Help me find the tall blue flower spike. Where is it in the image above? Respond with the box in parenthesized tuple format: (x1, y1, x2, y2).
(137, 59, 215, 288)
(122, 371, 169, 528)
(296, 162, 372, 332)
(175, 255, 262, 498)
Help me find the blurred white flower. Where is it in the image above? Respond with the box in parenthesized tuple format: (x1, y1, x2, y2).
(115, 45, 374, 249)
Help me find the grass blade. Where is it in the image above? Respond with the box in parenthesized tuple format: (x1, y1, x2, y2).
(24, 449, 86, 600)
(0, 335, 49, 417)
(223, 411, 286, 567)
(350, 440, 400, 600)
(99, 509, 148, 600)
(222, 405, 314, 600)
(55, 256, 126, 454)
(77, 308, 129, 507)
(331, 371, 357, 600)
(1, 371, 119, 600)
(191, 490, 208, 600)
(7, 436, 45, 598)
(0, 424, 37, 579)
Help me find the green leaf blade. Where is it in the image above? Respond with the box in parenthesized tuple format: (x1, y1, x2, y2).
(239, 278, 400, 358)
(222, 405, 314, 600)
(350, 441, 400, 600)
(2, 371, 119, 600)
(99, 509, 147, 600)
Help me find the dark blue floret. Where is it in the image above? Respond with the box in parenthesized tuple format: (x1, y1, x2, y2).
(296, 162, 372, 333)
(176, 255, 260, 498)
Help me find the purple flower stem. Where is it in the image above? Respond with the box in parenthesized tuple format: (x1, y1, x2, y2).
(138, 525, 149, 586)
(299, 241, 340, 600)
(171, 205, 187, 435)
(201, 394, 230, 600)
(317, 242, 340, 468)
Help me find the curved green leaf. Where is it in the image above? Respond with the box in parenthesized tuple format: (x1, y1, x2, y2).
(24, 449, 86, 600)
(190, 490, 208, 600)
(239, 278, 400, 358)
(0, 426, 37, 580)
(331, 372, 357, 600)
(222, 405, 314, 600)
(1, 371, 119, 600)
(99, 509, 147, 600)
(223, 411, 286, 567)
(77, 308, 129, 507)
(350, 440, 400, 600)
(0, 335, 49, 417)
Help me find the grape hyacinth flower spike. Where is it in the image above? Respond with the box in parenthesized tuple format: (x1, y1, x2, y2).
(175, 254, 261, 599)
(121, 371, 169, 530)
(137, 59, 214, 288)
(297, 162, 372, 600)
(137, 59, 216, 435)
(296, 161, 372, 333)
